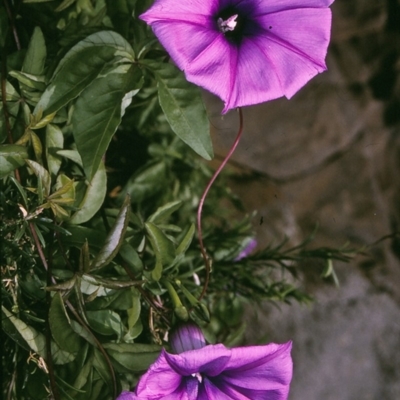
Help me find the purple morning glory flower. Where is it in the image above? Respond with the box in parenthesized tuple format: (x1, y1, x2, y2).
(117, 323, 293, 400)
(140, 0, 334, 113)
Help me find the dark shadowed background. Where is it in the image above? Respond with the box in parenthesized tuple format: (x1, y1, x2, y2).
(205, 0, 400, 399)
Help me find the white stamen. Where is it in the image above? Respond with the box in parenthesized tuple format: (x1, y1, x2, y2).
(191, 372, 203, 383)
(218, 14, 238, 33)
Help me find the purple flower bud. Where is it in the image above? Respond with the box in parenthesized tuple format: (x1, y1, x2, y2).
(234, 238, 257, 261)
(169, 322, 207, 354)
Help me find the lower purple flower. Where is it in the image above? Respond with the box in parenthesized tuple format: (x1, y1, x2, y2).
(117, 324, 293, 400)
(136, 342, 292, 400)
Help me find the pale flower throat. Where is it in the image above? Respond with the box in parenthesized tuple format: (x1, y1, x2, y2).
(218, 14, 238, 33)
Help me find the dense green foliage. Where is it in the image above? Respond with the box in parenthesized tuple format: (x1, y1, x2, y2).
(1, 1, 356, 399)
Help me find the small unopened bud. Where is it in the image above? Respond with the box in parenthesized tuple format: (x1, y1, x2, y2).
(174, 305, 189, 321)
(170, 322, 206, 354)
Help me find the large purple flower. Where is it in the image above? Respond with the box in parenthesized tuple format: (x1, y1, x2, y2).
(140, 0, 334, 113)
(117, 323, 292, 400)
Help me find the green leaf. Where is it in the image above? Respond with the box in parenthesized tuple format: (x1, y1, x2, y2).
(119, 243, 143, 275)
(57, 149, 83, 167)
(81, 273, 141, 290)
(61, 226, 107, 249)
(49, 292, 82, 353)
(22, 27, 46, 76)
(86, 310, 123, 337)
(73, 64, 143, 179)
(72, 352, 94, 391)
(145, 61, 213, 160)
(69, 161, 107, 224)
(2, 306, 75, 364)
(124, 161, 167, 203)
(148, 200, 182, 224)
(34, 31, 135, 116)
(103, 342, 161, 372)
(53, 30, 134, 77)
(25, 159, 51, 197)
(145, 222, 175, 281)
(46, 124, 64, 178)
(176, 223, 195, 256)
(0, 145, 28, 178)
(90, 195, 131, 271)
(9, 70, 46, 91)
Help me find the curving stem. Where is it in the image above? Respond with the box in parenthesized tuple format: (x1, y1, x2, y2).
(197, 107, 244, 300)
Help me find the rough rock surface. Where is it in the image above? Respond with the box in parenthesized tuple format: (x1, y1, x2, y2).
(206, 0, 400, 399)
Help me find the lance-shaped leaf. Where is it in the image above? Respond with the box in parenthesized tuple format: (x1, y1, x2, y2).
(144, 61, 213, 160)
(73, 64, 143, 179)
(22, 26, 46, 76)
(81, 273, 142, 290)
(2, 306, 75, 364)
(86, 310, 123, 338)
(0, 145, 28, 178)
(69, 161, 107, 224)
(46, 124, 63, 178)
(145, 222, 175, 281)
(25, 159, 51, 198)
(49, 292, 82, 353)
(61, 226, 107, 249)
(34, 30, 135, 116)
(148, 200, 182, 224)
(103, 342, 161, 372)
(90, 195, 131, 271)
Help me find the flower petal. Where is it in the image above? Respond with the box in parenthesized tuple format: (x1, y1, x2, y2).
(223, 7, 331, 112)
(140, 0, 219, 20)
(201, 376, 235, 400)
(222, 37, 283, 112)
(135, 349, 185, 399)
(185, 37, 238, 113)
(250, 0, 335, 14)
(164, 344, 231, 376)
(116, 392, 143, 400)
(254, 7, 332, 73)
(221, 342, 293, 392)
(141, 20, 219, 72)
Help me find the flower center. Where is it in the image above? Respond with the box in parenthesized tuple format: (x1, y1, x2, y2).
(191, 372, 203, 383)
(216, 7, 246, 44)
(218, 14, 238, 33)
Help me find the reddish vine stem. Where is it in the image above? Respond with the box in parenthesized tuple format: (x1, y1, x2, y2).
(3, 0, 21, 50)
(197, 107, 244, 301)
